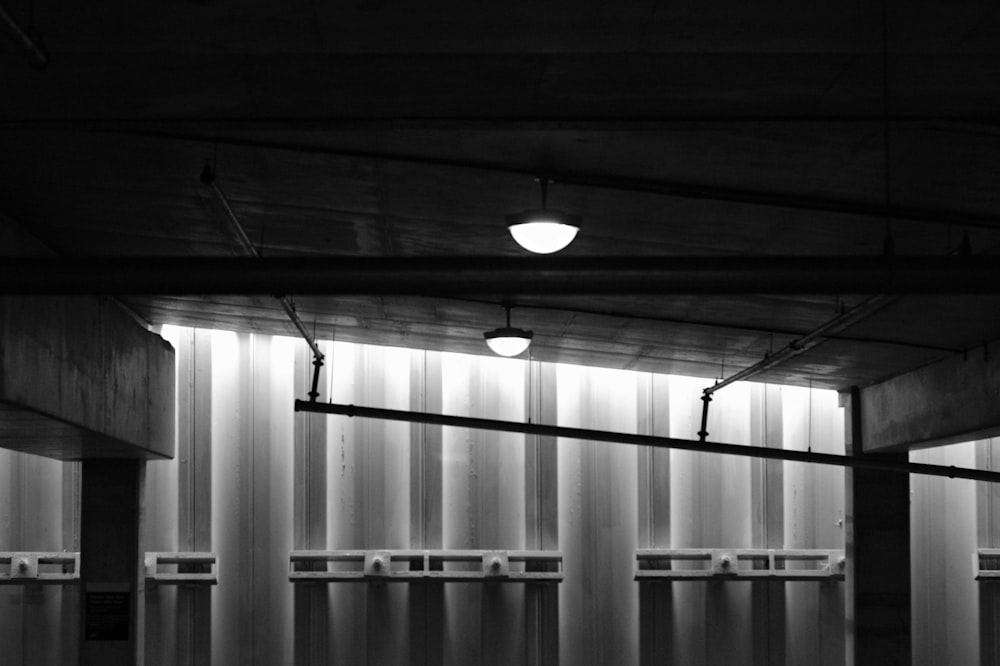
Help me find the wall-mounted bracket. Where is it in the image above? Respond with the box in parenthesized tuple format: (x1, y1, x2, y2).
(974, 549, 1000, 581)
(635, 548, 845, 582)
(364, 550, 393, 577)
(144, 552, 217, 586)
(483, 551, 510, 578)
(289, 549, 562, 584)
(0, 552, 80, 584)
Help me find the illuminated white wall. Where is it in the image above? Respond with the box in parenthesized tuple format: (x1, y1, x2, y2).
(7, 325, 957, 665)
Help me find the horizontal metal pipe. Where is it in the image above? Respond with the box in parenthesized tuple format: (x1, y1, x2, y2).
(6, 255, 1000, 295)
(294, 401, 1000, 483)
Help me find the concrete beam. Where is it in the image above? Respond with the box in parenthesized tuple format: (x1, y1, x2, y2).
(859, 341, 1000, 452)
(0, 295, 175, 459)
(0, 213, 174, 459)
(4, 256, 1000, 295)
(844, 387, 911, 665)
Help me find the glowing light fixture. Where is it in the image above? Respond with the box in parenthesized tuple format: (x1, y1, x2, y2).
(483, 306, 533, 357)
(507, 178, 580, 254)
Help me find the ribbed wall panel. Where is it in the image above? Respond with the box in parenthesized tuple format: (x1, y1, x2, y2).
(22, 325, 999, 664)
(781, 386, 846, 666)
(0, 449, 79, 666)
(557, 364, 639, 665)
(912, 442, 981, 666)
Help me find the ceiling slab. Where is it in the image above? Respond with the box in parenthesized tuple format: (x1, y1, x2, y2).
(2, 0, 1000, 393)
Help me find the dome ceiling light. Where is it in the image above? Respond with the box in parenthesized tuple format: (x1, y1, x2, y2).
(506, 178, 580, 254)
(483, 306, 533, 357)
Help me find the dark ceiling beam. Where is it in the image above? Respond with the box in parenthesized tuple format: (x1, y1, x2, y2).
(7, 117, 1000, 129)
(5, 255, 1000, 295)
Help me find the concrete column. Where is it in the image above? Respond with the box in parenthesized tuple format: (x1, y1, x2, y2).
(844, 387, 911, 665)
(80, 459, 145, 666)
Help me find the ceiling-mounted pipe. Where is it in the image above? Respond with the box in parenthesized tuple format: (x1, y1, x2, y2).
(703, 293, 895, 399)
(695, 291, 895, 441)
(4, 255, 1000, 295)
(0, 6, 47, 69)
(200, 164, 325, 367)
(293, 401, 1000, 484)
(696, 237, 973, 431)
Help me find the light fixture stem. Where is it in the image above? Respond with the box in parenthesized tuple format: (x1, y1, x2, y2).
(506, 306, 512, 328)
(539, 178, 549, 209)
(881, 0, 893, 251)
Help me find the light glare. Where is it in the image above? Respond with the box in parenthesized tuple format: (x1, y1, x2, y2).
(485, 335, 532, 357)
(508, 221, 580, 254)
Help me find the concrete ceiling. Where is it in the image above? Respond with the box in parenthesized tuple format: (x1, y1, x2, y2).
(2, 0, 1000, 391)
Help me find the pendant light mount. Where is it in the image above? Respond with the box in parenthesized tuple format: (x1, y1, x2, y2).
(483, 305, 533, 357)
(506, 178, 581, 254)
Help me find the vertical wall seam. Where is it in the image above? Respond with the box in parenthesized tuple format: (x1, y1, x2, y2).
(187, 330, 196, 665)
(646, 374, 654, 548)
(249, 334, 256, 666)
(419, 350, 426, 551)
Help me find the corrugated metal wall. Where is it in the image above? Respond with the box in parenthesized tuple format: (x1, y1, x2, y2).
(0, 448, 79, 666)
(911, 440, 1000, 666)
(2, 325, 989, 664)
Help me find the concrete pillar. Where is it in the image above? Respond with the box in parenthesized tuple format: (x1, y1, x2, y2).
(844, 387, 911, 665)
(80, 459, 145, 666)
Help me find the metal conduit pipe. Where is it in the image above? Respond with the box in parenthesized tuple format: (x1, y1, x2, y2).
(696, 238, 973, 437)
(5, 255, 1000, 295)
(697, 294, 895, 440)
(699, 237, 973, 403)
(0, 6, 47, 69)
(704, 294, 896, 398)
(293, 401, 1000, 484)
(200, 165, 325, 366)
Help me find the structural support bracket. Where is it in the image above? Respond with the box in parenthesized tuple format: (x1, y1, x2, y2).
(0, 552, 80, 584)
(698, 391, 712, 442)
(144, 552, 218, 586)
(975, 549, 1000, 582)
(289, 549, 563, 583)
(635, 548, 845, 582)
